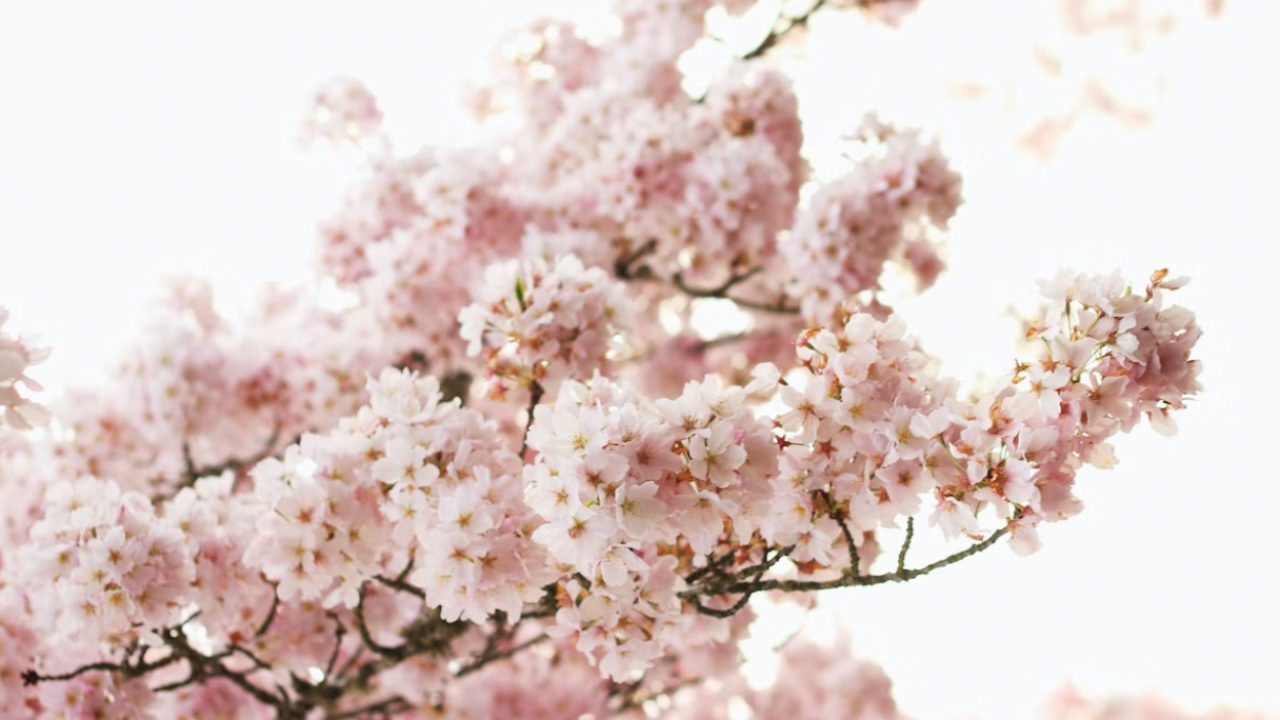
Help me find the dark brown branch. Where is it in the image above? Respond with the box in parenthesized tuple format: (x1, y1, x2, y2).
(227, 644, 275, 672)
(327, 695, 412, 720)
(439, 370, 474, 406)
(355, 584, 406, 660)
(672, 266, 762, 298)
(836, 512, 861, 579)
(685, 527, 1008, 599)
(614, 239, 658, 279)
(520, 584, 562, 620)
(612, 238, 800, 315)
(742, 0, 830, 61)
(897, 517, 915, 574)
(672, 269, 801, 315)
(688, 546, 788, 618)
(322, 616, 347, 680)
(519, 381, 545, 459)
(332, 646, 364, 684)
(176, 429, 282, 495)
(373, 571, 425, 600)
(726, 293, 802, 314)
(163, 429, 306, 503)
(256, 593, 280, 638)
(684, 548, 738, 584)
(454, 633, 549, 678)
(22, 662, 126, 687)
(691, 590, 757, 619)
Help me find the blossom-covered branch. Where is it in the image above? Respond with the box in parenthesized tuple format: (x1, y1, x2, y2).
(0, 1, 1222, 719)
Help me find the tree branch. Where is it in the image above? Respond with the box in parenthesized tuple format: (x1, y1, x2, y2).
(454, 633, 549, 678)
(256, 593, 280, 638)
(897, 517, 915, 574)
(742, 0, 830, 62)
(373, 563, 425, 600)
(174, 429, 282, 498)
(684, 527, 1007, 600)
(613, 240, 801, 315)
(355, 584, 406, 660)
(327, 695, 412, 720)
(520, 381, 545, 459)
(672, 269, 801, 315)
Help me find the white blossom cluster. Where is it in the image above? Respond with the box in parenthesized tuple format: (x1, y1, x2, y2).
(19, 477, 195, 644)
(243, 368, 558, 623)
(524, 372, 778, 680)
(459, 254, 633, 392)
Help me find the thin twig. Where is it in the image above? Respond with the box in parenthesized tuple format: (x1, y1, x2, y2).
(324, 615, 348, 679)
(671, 269, 801, 315)
(685, 528, 1007, 599)
(519, 381, 545, 459)
(897, 517, 915, 574)
(454, 633, 549, 678)
(689, 546, 786, 618)
(256, 593, 280, 638)
(373, 573, 425, 600)
(355, 584, 406, 660)
(327, 695, 412, 720)
(172, 430, 281, 499)
(672, 266, 762, 298)
(743, 0, 829, 61)
(836, 513, 861, 579)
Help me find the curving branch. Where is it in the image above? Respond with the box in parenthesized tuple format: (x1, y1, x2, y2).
(683, 527, 1008, 612)
(176, 429, 282, 495)
(615, 240, 801, 315)
(672, 269, 803, 315)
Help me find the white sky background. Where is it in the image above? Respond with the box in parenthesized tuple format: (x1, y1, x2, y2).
(1, 2, 1277, 719)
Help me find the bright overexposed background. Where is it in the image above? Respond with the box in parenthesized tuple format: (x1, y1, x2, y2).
(1, 2, 1276, 719)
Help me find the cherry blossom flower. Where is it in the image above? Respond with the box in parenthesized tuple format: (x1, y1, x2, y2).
(0, 307, 51, 430)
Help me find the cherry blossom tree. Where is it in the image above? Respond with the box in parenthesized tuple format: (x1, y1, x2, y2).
(0, 1, 1243, 719)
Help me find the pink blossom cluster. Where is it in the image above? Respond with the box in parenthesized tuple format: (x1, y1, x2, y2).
(18, 476, 194, 644)
(746, 633, 900, 720)
(302, 76, 384, 148)
(662, 632, 900, 720)
(503, 63, 803, 292)
(745, 311, 944, 572)
(524, 372, 777, 679)
(0, 428, 51, 557)
(785, 116, 963, 323)
(740, 268, 1202, 566)
(50, 279, 387, 497)
(314, 6, 813, 376)
(297, 1, 978, 409)
(163, 472, 277, 649)
(1040, 686, 1273, 720)
(316, 150, 435, 285)
(0, 589, 41, 714)
(360, 150, 530, 371)
(460, 254, 633, 394)
(0, 307, 51, 430)
(244, 368, 556, 622)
